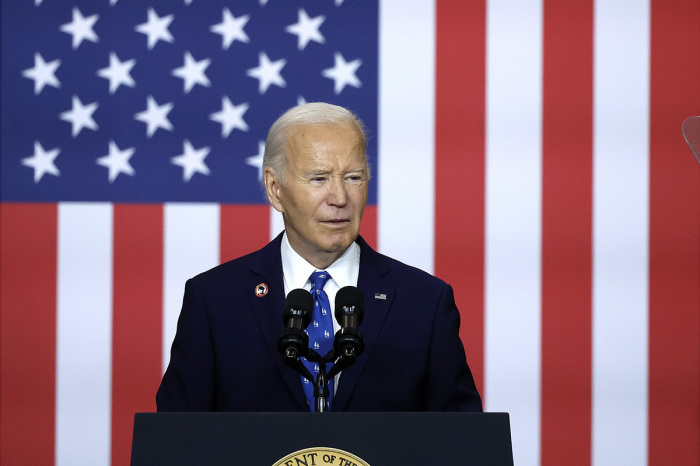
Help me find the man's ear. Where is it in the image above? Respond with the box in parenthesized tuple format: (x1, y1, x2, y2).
(264, 167, 284, 213)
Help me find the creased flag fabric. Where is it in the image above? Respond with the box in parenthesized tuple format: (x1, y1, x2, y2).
(1, 1, 699, 466)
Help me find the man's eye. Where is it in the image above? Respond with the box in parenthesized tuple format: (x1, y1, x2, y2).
(311, 177, 326, 182)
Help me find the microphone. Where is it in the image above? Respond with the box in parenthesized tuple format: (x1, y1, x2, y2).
(277, 289, 313, 361)
(333, 286, 365, 360)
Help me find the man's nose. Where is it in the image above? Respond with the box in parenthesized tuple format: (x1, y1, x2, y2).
(327, 177, 348, 206)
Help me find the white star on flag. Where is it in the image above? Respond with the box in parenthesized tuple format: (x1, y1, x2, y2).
(172, 52, 211, 94)
(96, 141, 135, 182)
(135, 8, 174, 50)
(60, 7, 99, 49)
(22, 53, 61, 95)
(246, 52, 286, 94)
(245, 140, 266, 181)
(134, 96, 173, 137)
(97, 52, 136, 94)
(285, 9, 325, 51)
(60, 95, 99, 137)
(322, 52, 362, 94)
(171, 140, 210, 182)
(210, 8, 250, 50)
(22, 141, 60, 183)
(209, 97, 249, 138)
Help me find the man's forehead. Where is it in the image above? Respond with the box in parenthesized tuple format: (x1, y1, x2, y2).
(285, 123, 366, 162)
(287, 122, 361, 143)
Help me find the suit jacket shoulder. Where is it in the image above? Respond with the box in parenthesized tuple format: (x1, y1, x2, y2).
(340, 236, 483, 412)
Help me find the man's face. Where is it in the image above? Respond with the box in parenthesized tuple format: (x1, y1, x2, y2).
(265, 124, 369, 268)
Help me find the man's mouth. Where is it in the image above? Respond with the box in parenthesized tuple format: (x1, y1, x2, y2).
(321, 218, 350, 225)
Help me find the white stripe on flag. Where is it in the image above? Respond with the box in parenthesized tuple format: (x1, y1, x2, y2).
(162, 204, 220, 373)
(592, 1, 650, 464)
(56, 203, 113, 466)
(378, 0, 436, 273)
(484, 2, 543, 466)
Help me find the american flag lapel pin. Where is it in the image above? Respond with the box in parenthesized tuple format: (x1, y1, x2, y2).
(374, 293, 386, 300)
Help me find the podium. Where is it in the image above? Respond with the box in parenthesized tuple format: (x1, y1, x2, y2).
(131, 412, 514, 465)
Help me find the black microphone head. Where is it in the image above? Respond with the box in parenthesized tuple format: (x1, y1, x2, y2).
(283, 288, 313, 327)
(335, 286, 364, 324)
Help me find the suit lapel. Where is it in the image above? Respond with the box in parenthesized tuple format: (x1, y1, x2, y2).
(332, 237, 394, 411)
(248, 233, 308, 410)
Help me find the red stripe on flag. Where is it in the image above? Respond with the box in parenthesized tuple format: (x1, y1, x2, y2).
(360, 204, 377, 250)
(435, 0, 486, 396)
(648, 0, 700, 463)
(220, 205, 271, 263)
(540, 2, 594, 463)
(111, 205, 164, 466)
(0, 203, 57, 465)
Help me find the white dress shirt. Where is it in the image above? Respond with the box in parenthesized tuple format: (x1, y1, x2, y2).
(280, 232, 361, 388)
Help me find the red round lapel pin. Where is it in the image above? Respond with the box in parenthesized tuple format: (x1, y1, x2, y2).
(255, 283, 268, 297)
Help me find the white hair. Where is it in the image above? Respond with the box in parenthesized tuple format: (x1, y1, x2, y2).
(262, 102, 368, 183)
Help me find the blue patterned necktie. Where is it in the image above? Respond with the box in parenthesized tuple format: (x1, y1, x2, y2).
(301, 271, 335, 411)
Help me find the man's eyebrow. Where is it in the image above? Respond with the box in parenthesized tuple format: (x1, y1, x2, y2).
(306, 168, 331, 176)
(306, 167, 366, 176)
(345, 167, 366, 174)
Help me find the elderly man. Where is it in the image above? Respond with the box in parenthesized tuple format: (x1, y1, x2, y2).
(157, 102, 482, 412)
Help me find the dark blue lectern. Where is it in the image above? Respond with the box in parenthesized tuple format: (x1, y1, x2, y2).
(131, 412, 514, 465)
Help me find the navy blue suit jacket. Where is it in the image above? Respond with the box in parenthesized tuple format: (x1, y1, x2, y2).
(156, 234, 482, 412)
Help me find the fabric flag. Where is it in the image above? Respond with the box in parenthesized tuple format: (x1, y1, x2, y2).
(1, 1, 698, 465)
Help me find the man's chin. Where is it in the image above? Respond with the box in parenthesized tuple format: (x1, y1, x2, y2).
(322, 233, 358, 254)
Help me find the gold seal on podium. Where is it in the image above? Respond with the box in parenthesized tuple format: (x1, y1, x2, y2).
(273, 447, 370, 466)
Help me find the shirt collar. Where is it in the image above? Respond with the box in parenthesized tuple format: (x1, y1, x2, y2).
(281, 232, 360, 293)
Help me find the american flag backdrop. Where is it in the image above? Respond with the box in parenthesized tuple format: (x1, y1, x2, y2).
(0, 0, 698, 465)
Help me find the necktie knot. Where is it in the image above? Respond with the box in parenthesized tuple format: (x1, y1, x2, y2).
(310, 271, 331, 292)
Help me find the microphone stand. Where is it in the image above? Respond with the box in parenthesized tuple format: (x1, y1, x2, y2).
(309, 332, 365, 412)
(279, 308, 365, 412)
(280, 328, 336, 412)
(303, 348, 334, 412)
(287, 345, 360, 413)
